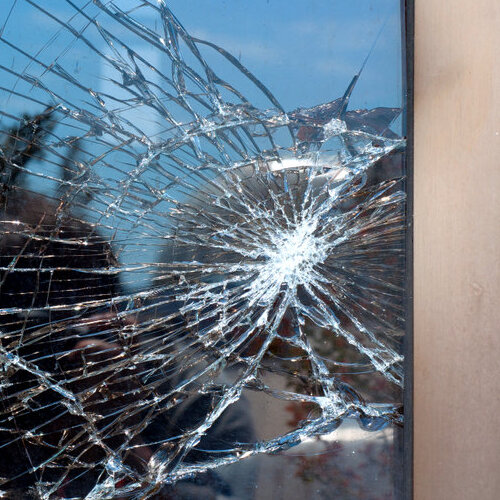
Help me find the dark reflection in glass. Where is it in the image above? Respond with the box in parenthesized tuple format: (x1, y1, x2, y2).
(0, 1, 408, 498)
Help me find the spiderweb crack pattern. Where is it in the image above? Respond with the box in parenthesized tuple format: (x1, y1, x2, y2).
(0, 1, 406, 498)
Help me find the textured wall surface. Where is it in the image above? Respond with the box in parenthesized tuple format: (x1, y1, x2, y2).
(414, 1, 500, 499)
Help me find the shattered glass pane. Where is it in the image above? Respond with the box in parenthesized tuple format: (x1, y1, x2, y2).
(0, 1, 409, 498)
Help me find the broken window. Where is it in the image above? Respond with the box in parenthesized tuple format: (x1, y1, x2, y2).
(0, 1, 410, 498)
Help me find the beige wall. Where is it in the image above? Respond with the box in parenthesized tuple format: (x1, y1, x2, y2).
(414, 1, 500, 499)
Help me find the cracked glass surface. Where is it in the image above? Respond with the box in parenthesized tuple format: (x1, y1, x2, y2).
(0, 1, 408, 498)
